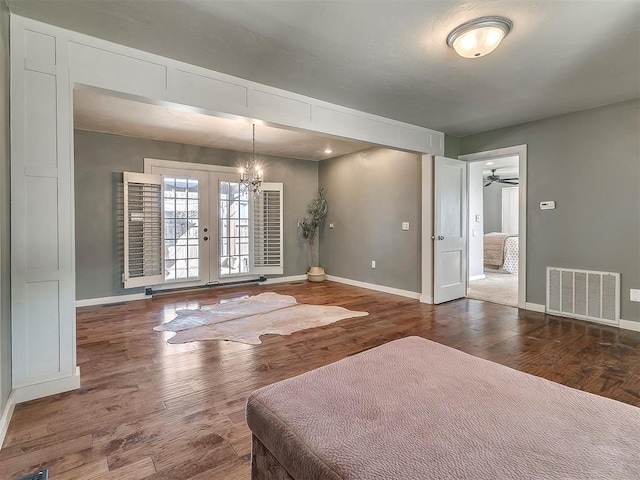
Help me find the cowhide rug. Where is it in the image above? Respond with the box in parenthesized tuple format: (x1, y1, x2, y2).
(154, 292, 369, 345)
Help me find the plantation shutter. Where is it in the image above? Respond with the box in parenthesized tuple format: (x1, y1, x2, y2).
(252, 182, 283, 274)
(123, 172, 164, 288)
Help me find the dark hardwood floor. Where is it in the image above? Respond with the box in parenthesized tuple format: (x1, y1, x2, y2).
(1, 280, 639, 479)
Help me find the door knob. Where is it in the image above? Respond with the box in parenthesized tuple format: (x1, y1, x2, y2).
(203, 236, 209, 241)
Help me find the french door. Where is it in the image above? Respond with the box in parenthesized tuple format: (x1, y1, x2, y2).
(123, 161, 283, 290)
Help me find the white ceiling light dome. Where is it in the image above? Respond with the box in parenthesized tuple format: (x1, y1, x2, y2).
(446, 16, 513, 59)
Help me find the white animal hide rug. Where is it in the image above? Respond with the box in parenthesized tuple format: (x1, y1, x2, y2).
(154, 292, 369, 344)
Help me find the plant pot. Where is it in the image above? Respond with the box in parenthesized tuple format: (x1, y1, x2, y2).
(307, 266, 326, 282)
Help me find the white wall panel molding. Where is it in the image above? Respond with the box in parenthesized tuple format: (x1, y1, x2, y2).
(15, 16, 444, 154)
(10, 14, 444, 402)
(11, 15, 77, 401)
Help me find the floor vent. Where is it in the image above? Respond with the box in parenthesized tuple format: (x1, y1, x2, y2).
(547, 267, 619, 326)
(15, 470, 48, 480)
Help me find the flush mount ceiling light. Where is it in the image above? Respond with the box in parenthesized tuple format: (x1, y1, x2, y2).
(324, 148, 333, 154)
(446, 16, 513, 59)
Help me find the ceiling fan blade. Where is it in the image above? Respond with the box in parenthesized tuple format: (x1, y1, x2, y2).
(484, 182, 492, 187)
(501, 180, 519, 185)
(501, 177, 519, 181)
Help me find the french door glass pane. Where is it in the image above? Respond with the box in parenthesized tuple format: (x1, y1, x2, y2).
(220, 180, 250, 276)
(164, 176, 200, 281)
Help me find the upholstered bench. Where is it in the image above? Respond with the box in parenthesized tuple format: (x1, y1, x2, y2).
(246, 336, 640, 480)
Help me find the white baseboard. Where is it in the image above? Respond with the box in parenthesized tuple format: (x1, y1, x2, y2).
(326, 275, 420, 300)
(525, 302, 546, 313)
(75, 276, 310, 307)
(76, 293, 149, 308)
(0, 390, 16, 449)
(14, 367, 81, 403)
(620, 319, 640, 332)
(419, 294, 433, 304)
(262, 275, 307, 284)
(469, 274, 486, 281)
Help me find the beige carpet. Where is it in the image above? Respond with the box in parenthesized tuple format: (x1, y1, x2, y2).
(154, 292, 369, 344)
(467, 271, 518, 306)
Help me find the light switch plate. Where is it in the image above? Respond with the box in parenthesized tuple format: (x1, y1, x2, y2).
(401, 222, 409, 231)
(329, 223, 334, 229)
(631, 289, 640, 302)
(475, 214, 481, 222)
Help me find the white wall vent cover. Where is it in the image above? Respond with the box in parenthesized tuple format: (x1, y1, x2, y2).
(546, 267, 620, 326)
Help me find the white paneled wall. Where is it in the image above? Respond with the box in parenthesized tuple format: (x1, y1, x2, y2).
(10, 15, 444, 402)
(11, 23, 78, 401)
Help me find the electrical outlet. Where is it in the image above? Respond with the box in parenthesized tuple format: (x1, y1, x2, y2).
(371, 261, 376, 269)
(631, 289, 640, 302)
(329, 223, 334, 229)
(401, 222, 409, 231)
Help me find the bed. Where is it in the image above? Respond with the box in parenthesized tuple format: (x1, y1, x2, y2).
(484, 232, 518, 274)
(246, 336, 640, 480)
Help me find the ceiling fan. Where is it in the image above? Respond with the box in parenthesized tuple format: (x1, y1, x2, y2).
(484, 168, 519, 187)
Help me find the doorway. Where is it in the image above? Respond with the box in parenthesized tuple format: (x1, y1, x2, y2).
(459, 146, 527, 309)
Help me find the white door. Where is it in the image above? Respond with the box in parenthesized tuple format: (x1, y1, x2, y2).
(434, 156, 467, 304)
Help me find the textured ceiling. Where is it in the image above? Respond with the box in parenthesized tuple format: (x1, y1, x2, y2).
(11, 1, 640, 136)
(73, 89, 374, 161)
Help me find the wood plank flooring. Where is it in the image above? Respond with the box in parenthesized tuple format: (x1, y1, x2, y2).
(1, 280, 639, 479)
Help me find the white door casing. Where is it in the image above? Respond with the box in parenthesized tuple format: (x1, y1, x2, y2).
(434, 156, 467, 304)
(458, 145, 527, 309)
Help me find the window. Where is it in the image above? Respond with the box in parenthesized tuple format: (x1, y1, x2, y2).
(123, 166, 283, 289)
(219, 180, 250, 276)
(123, 172, 164, 288)
(163, 176, 200, 280)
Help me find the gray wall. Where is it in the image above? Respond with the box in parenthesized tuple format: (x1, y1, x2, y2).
(460, 99, 640, 322)
(74, 130, 318, 300)
(444, 134, 460, 159)
(0, 0, 11, 412)
(318, 148, 421, 293)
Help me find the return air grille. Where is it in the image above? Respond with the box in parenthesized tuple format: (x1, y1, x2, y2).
(547, 267, 619, 325)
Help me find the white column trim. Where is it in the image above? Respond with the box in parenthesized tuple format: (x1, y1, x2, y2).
(14, 367, 81, 404)
(0, 390, 16, 449)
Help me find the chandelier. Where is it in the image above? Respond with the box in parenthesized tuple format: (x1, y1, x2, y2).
(239, 123, 262, 194)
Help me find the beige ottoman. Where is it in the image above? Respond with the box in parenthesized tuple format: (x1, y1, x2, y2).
(246, 336, 640, 480)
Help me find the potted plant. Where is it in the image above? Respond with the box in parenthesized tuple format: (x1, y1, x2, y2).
(298, 187, 328, 282)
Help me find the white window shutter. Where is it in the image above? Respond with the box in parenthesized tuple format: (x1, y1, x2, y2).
(123, 172, 164, 288)
(252, 182, 283, 275)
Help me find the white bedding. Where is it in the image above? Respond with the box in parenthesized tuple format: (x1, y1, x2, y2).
(503, 236, 518, 274)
